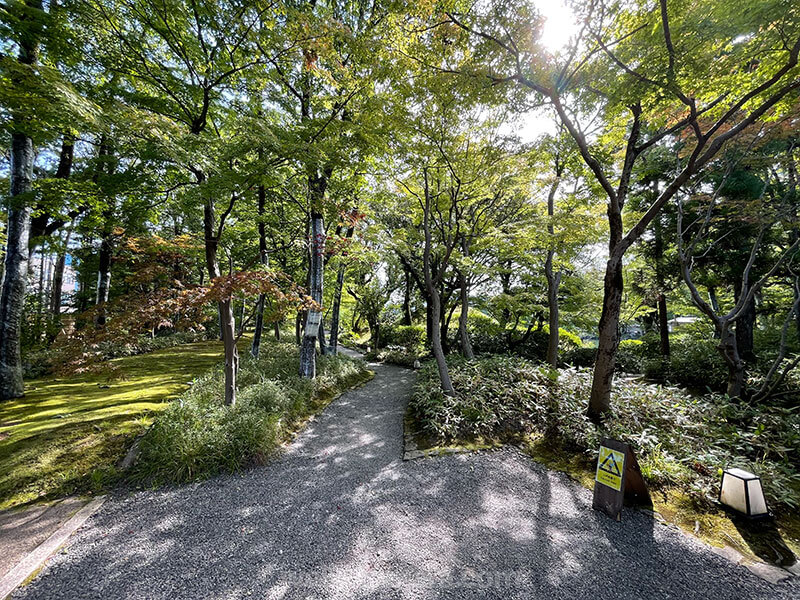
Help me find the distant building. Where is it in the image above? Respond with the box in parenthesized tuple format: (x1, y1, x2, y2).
(667, 316, 700, 332)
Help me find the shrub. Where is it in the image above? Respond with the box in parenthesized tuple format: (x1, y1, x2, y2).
(666, 337, 728, 392)
(409, 355, 800, 509)
(468, 311, 583, 361)
(562, 346, 596, 367)
(365, 347, 422, 368)
(616, 339, 644, 374)
(134, 341, 371, 484)
(380, 323, 426, 351)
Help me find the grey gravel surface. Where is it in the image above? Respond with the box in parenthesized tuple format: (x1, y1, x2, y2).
(13, 362, 799, 600)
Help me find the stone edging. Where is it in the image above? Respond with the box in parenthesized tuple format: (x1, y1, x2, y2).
(0, 496, 106, 600)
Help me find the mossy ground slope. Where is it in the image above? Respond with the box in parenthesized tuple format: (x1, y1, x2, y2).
(0, 340, 223, 510)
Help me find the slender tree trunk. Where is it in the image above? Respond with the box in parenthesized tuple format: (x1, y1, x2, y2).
(544, 169, 562, 369)
(328, 212, 355, 355)
(318, 321, 328, 355)
(440, 293, 453, 355)
(719, 323, 746, 397)
(657, 293, 670, 357)
(203, 193, 238, 405)
(458, 236, 474, 359)
(36, 250, 46, 336)
(50, 229, 71, 315)
(588, 255, 624, 420)
(735, 294, 756, 362)
(93, 137, 114, 328)
(425, 295, 433, 347)
(329, 265, 346, 355)
(652, 187, 670, 358)
(402, 263, 413, 326)
(427, 285, 453, 393)
(251, 185, 269, 359)
(545, 255, 561, 369)
(422, 169, 454, 395)
(499, 262, 512, 327)
(299, 212, 324, 378)
(94, 234, 112, 326)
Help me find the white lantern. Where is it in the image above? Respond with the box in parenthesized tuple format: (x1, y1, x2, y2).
(719, 468, 769, 517)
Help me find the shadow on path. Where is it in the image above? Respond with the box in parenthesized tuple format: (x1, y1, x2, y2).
(12, 363, 799, 600)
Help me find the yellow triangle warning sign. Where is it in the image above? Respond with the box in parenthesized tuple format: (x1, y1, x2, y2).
(596, 446, 624, 491)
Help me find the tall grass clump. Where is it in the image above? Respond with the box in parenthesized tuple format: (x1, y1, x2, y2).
(134, 341, 371, 485)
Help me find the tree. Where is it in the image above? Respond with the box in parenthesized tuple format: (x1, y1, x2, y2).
(0, 0, 44, 399)
(439, 0, 800, 419)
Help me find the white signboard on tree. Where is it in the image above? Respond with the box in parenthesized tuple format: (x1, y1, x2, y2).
(305, 310, 322, 337)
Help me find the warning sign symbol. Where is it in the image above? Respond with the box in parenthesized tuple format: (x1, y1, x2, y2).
(596, 446, 624, 491)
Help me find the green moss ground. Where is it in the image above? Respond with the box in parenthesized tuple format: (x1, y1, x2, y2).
(0, 340, 224, 510)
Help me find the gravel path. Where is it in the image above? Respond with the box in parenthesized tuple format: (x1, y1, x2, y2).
(14, 361, 798, 600)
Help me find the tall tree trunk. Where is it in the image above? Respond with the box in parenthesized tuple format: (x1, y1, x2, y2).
(652, 186, 670, 358)
(402, 263, 413, 326)
(93, 136, 113, 328)
(499, 261, 512, 327)
(0, 134, 34, 399)
(328, 211, 356, 355)
(440, 293, 453, 355)
(719, 324, 746, 397)
(299, 212, 325, 378)
(329, 265, 346, 355)
(422, 169, 454, 395)
(203, 193, 237, 405)
(0, 0, 41, 399)
(50, 229, 71, 315)
(545, 254, 561, 369)
(94, 233, 112, 326)
(544, 168, 562, 369)
(588, 255, 624, 420)
(458, 236, 474, 359)
(735, 294, 756, 362)
(251, 185, 268, 359)
(318, 321, 328, 355)
(657, 293, 670, 357)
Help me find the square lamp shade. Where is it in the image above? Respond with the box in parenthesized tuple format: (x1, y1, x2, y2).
(719, 468, 768, 517)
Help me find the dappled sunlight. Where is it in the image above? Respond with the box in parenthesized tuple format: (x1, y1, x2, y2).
(0, 341, 225, 509)
(11, 363, 795, 599)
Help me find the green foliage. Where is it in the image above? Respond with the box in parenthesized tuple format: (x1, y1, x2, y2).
(134, 341, 371, 485)
(23, 331, 214, 379)
(379, 323, 426, 352)
(615, 339, 645, 374)
(468, 311, 582, 360)
(409, 355, 800, 509)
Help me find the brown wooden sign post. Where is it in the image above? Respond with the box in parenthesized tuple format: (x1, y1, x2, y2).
(592, 438, 651, 521)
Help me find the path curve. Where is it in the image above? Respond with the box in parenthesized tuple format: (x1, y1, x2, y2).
(13, 362, 799, 599)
